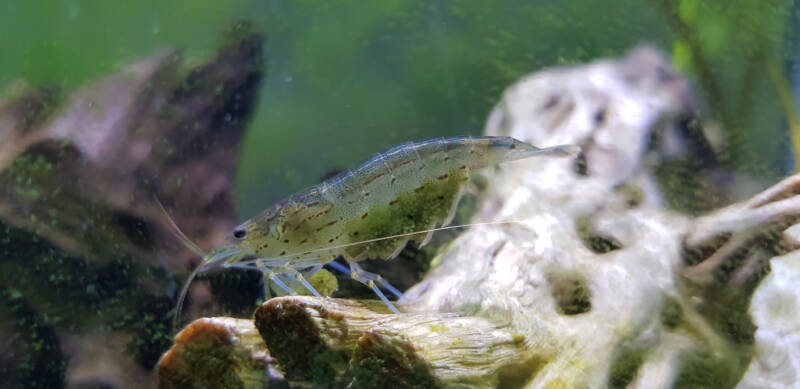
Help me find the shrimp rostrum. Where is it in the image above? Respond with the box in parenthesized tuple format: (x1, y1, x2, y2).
(172, 136, 578, 322)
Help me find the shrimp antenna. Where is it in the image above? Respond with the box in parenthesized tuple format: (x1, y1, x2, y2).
(173, 265, 205, 329)
(154, 196, 206, 257)
(153, 195, 209, 329)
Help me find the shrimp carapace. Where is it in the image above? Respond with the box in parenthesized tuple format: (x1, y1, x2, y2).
(173, 136, 579, 321)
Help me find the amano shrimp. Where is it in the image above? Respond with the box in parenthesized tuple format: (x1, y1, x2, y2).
(170, 136, 579, 324)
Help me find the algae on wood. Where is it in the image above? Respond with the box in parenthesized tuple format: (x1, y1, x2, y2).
(157, 317, 285, 389)
(252, 296, 542, 388)
(0, 22, 266, 388)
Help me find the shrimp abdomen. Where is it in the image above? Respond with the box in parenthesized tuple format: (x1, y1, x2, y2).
(313, 137, 577, 261)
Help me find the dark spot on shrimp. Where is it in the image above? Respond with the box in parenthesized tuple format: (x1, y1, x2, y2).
(280, 251, 286, 256)
(309, 210, 330, 219)
(436, 173, 449, 181)
(361, 213, 369, 219)
(363, 173, 385, 186)
(283, 239, 289, 243)
(299, 239, 308, 244)
(444, 156, 450, 161)
(261, 244, 269, 249)
(414, 185, 425, 193)
(393, 159, 413, 169)
(509, 143, 516, 150)
(292, 219, 307, 231)
(391, 177, 396, 184)
(326, 220, 338, 226)
(437, 195, 445, 200)
(389, 199, 398, 206)
(353, 231, 359, 236)
(459, 165, 467, 170)
(329, 238, 335, 243)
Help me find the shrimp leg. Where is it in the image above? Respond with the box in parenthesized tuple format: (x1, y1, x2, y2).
(326, 260, 351, 276)
(284, 266, 323, 298)
(349, 262, 402, 313)
(303, 264, 324, 279)
(234, 257, 329, 297)
(327, 260, 404, 300)
(265, 269, 297, 295)
(418, 223, 437, 248)
(388, 240, 408, 259)
(441, 184, 466, 228)
(261, 273, 273, 300)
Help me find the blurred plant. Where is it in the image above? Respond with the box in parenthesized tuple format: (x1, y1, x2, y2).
(655, 0, 798, 173)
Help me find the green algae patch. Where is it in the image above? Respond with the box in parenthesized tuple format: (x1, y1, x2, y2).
(254, 299, 351, 388)
(158, 320, 271, 389)
(308, 268, 339, 297)
(660, 296, 684, 329)
(655, 160, 722, 215)
(350, 332, 438, 389)
(428, 324, 446, 333)
(8, 153, 56, 200)
(548, 272, 592, 315)
(575, 216, 623, 254)
(496, 355, 547, 389)
(671, 348, 740, 389)
(607, 346, 647, 389)
(680, 289, 755, 387)
(8, 153, 55, 178)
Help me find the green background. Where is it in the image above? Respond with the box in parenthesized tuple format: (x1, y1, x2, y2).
(1, 0, 796, 217)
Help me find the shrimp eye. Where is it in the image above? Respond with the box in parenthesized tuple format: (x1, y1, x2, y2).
(232, 228, 247, 239)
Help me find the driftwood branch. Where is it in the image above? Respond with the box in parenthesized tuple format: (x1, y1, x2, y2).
(682, 174, 800, 284)
(157, 317, 284, 389)
(0, 21, 265, 388)
(252, 296, 540, 388)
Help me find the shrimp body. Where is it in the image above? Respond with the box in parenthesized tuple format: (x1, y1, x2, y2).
(180, 136, 578, 316)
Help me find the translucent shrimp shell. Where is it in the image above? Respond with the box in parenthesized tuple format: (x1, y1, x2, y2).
(229, 136, 577, 266)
